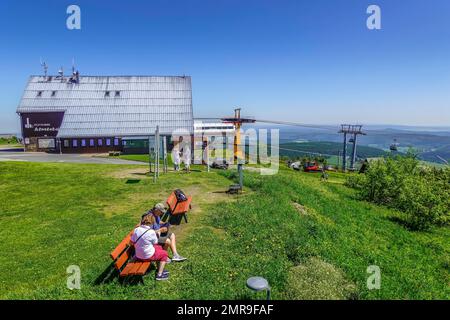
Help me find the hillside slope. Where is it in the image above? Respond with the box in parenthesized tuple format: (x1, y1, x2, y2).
(0, 162, 448, 299)
(279, 141, 387, 159)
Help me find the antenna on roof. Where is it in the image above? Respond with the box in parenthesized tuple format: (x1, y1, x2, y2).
(72, 57, 75, 74)
(69, 58, 80, 84)
(40, 58, 48, 79)
(57, 66, 65, 82)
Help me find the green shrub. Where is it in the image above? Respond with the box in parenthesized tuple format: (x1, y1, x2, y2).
(347, 155, 450, 230)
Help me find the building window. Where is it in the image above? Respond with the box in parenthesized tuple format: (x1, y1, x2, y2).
(106, 138, 111, 146)
(81, 139, 86, 147)
(51, 91, 57, 97)
(105, 91, 110, 97)
(115, 91, 120, 97)
(98, 138, 103, 146)
(37, 91, 43, 97)
(72, 139, 78, 148)
(64, 139, 69, 147)
(89, 139, 95, 147)
(114, 138, 119, 146)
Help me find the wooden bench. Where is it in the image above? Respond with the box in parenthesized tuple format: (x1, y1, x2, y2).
(109, 191, 192, 278)
(110, 228, 152, 278)
(164, 191, 192, 224)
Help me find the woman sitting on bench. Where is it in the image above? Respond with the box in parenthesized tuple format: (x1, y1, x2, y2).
(131, 213, 170, 281)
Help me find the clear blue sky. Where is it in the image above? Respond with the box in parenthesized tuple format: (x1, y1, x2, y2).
(1, 0, 449, 133)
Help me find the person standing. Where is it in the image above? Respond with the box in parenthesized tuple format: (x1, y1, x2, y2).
(183, 145, 191, 173)
(172, 144, 181, 171)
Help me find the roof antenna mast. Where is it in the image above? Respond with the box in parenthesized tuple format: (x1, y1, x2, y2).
(69, 57, 80, 84)
(40, 58, 48, 79)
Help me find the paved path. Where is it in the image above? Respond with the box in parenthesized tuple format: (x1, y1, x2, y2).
(0, 152, 146, 165)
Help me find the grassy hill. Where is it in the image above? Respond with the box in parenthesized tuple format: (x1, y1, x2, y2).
(419, 144, 450, 163)
(279, 141, 387, 162)
(0, 161, 448, 299)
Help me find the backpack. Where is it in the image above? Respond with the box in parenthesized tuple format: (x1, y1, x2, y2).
(174, 189, 188, 202)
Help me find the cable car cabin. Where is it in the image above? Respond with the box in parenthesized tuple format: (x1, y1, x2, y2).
(303, 161, 321, 172)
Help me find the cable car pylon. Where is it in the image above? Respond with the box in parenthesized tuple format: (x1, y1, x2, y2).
(339, 124, 366, 171)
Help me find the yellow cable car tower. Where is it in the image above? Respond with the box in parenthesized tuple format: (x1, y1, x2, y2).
(221, 108, 255, 190)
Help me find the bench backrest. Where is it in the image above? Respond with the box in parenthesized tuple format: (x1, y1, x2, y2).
(114, 246, 133, 270)
(110, 227, 137, 270)
(110, 234, 131, 261)
(166, 192, 178, 212)
(172, 196, 192, 215)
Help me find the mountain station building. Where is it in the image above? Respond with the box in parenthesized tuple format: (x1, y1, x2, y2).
(16, 74, 194, 154)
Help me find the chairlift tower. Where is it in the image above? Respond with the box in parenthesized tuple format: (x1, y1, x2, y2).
(339, 124, 366, 171)
(221, 108, 256, 190)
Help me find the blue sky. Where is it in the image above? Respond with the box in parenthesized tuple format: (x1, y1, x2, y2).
(1, 0, 449, 132)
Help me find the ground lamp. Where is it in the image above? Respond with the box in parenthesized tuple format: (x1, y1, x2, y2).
(246, 276, 271, 300)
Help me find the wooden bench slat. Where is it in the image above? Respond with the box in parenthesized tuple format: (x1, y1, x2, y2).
(120, 261, 146, 277)
(114, 248, 131, 270)
(166, 192, 178, 212)
(135, 262, 151, 275)
(119, 263, 135, 276)
(110, 234, 131, 260)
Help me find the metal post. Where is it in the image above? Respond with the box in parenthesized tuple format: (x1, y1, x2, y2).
(337, 150, 340, 169)
(206, 138, 210, 173)
(163, 136, 168, 173)
(342, 132, 347, 171)
(238, 162, 243, 190)
(154, 126, 160, 181)
(148, 136, 152, 175)
(350, 133, 357, 170)
(155, 126, 161, 178)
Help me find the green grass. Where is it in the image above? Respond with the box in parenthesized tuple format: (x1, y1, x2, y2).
(118, 154, 150, 163)
(0, 162, 448, 299)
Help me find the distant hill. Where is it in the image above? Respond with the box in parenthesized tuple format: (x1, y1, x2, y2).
(419, 145, 450, 164)
(279, 141, 387, 159)
(243, 124, 450, 163)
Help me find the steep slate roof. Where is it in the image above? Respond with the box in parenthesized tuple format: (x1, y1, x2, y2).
(17, 75, 193, 137)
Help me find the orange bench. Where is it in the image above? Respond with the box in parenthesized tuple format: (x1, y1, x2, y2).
(110, 227, 152, 278)
(164, 191, 192, 224)
(110, 191, 192, 279)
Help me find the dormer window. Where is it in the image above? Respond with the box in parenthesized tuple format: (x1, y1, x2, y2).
(105, 91, 110, 97)
(37, 91, 43, 97)
(115, 91, 120, 97)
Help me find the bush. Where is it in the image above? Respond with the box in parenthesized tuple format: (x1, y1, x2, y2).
(347, 155, 450, 230)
